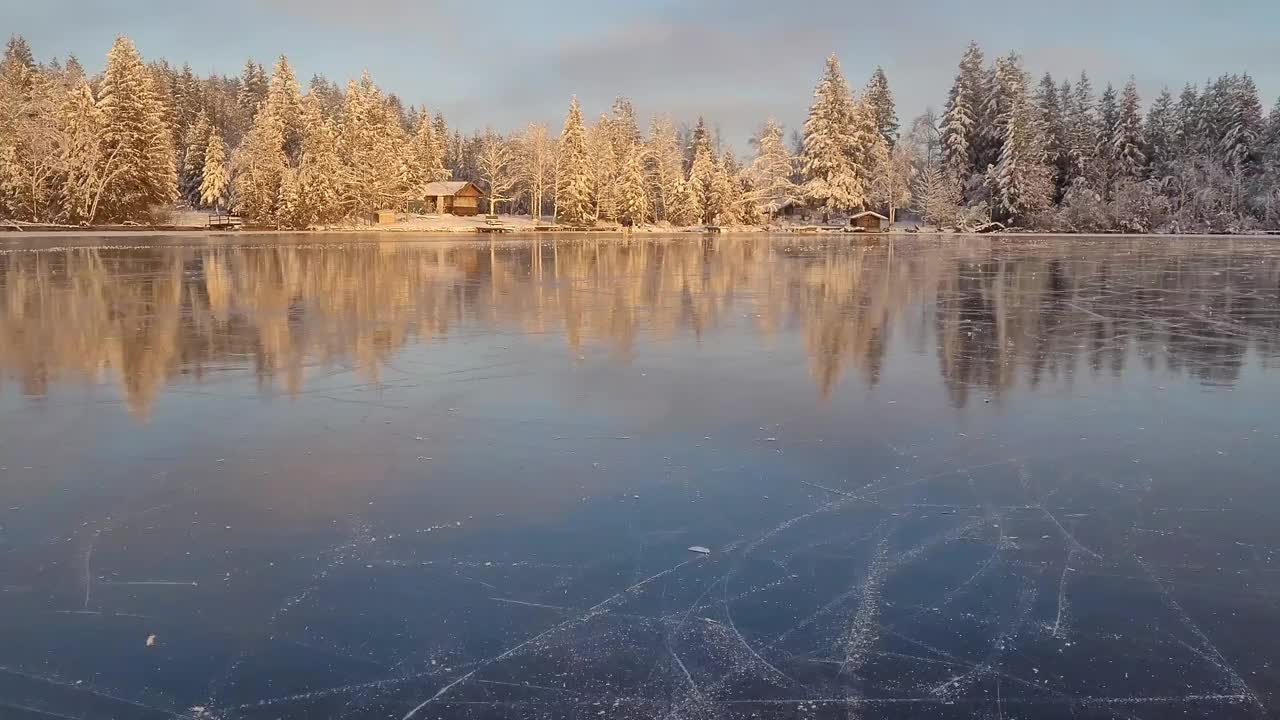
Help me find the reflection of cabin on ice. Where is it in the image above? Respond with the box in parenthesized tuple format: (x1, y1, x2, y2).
(850, 211, 889, 232)
(422, 181, 483, 217)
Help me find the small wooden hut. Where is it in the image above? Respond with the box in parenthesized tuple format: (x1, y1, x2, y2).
(375, 209, 398, 225)
(850, 211, 889, 232)
(423, 181, 483, 217)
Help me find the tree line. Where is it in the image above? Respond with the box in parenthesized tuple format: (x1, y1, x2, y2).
(1, 34, 1277, 231)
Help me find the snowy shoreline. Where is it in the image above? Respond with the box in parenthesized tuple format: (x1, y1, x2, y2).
(2, 227, 1277, 242)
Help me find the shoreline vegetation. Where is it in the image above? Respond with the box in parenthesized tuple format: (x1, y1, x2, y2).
(1, 36, 1279, 236)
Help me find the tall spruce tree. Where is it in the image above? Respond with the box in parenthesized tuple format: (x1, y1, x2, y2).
(555, 97, 592, 226)
(179, 110, 212, 205)
(646, 115, 685, 223)
(990, 53, 1052, 223)
(863, 67, 899, 146)
(1173, 84, 1201, 160)
(198, 129, 229, 209)
(1095, 84, 1120, 199)
(95, 36, 177, 222)
(689, 117, 719, 223)
(587, 115, 618, 221)
(748, 118, 800, 217)
(407, 110, 447, 200)
(1223, 73, 1263, 171)
(941, 42, 986, 179)
(1035, 72, 1069, 199)
(616, 144, 649, 226)
(56, 81, 105, 224)
(801, 54, 864, 215)
(1065, 71, 1097, 187)
(1113, 78, 1147, 180)
(1145, 89, 1177, 180)
(297, 94, 343, 225)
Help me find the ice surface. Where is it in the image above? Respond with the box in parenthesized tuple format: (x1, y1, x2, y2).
(1, 234, 1278, 719)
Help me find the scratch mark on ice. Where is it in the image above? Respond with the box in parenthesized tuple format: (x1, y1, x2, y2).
(401, 558, 695, 719)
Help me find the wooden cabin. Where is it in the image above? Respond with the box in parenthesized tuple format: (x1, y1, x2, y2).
(423, 181, 483, 217)
(850, 211, 889, 232)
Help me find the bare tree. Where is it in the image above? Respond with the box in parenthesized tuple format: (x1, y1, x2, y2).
(519, 123, 554, 220)
(476, 129, 517, 215)
(870, 141, 914, 224)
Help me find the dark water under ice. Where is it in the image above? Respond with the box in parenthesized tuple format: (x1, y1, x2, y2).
(2, 233, 1280, 719)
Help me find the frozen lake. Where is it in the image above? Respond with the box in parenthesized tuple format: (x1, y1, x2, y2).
(2, 234, 1279, 719)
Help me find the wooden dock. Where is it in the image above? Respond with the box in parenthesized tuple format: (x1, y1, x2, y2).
(476, 219, 515, 234)
(207, 212, 243, 230)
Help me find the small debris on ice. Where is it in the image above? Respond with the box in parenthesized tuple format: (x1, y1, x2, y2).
(688, 546, 711, 555)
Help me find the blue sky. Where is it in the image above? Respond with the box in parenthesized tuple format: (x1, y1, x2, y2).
(9, 0, 1279, 147)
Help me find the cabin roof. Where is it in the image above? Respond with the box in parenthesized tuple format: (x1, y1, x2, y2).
(851, 211, 889, 220)
(423, 181, 482, 196)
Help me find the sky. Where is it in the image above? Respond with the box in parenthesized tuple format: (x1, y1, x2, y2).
(8, 0, 1280, 147)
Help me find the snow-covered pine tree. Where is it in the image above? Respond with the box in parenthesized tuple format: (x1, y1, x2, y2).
(1065, 71, 1098, 187)
(445, 131, 469, 181)
(1173, 84, 1201, 161)
(1113, 78, 1147, 180)
(863, 67, 899, 147)
(232, 96, 286, 224)
(237, 60, 268, 120)
(3, 36, 35, 73)
(616, 144, 649, 226)
(1263, 97, 1280, 169)
(801, 54, 863, 216)
(587, 115, 618, 222)
(55, 80, 105, 224)
(0, 55, 63, 221)
(646, 115, 684, 223)
(307, 74, 343, 121)
(747, 118, 799, 218)
(63, 55, 86, 84)
(179, 110, 212, 205)
(172, 64, 203, 155)
(147, 60, 180, 169)
(431, 112, 449, 166)
(850, 94, 884, 204)
(941, 42, 986, 179)
(980, 53, 1023, 177)
(406, 110, 447, 203)
(665, 174, 698, 227)
(1145, 88, 1177, 180)
(1095, 84, 1119, 199)
(338, 71, 410, 215)
(264, 56, 304, 164)
(710, 149, 741, 224)
(297, 94, 343, 225)
(275, 166, 302, 229)
(198, 128, 229, 209)
(554, 97, 592, 226)
(1222, 73, 1263, 171)
(95, 36, 178, 222)
(991, 54, 1053, 224)
(1035, 73, 1069, 199)
(688, 117, 719, 223)
(609, 96, 641, 165)
(0, 40, 32, 218)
